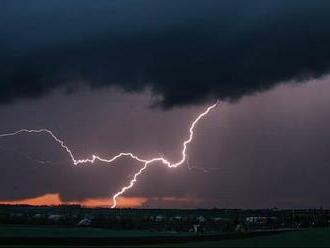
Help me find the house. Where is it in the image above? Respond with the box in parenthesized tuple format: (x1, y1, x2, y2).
(197, 216, 206, 223)
(155, 215, 165, 222)
(48, 214, 63, 222)
(77, 218, 92, 226)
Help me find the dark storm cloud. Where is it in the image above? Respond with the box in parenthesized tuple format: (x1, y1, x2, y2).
(1, 0, 330, 107)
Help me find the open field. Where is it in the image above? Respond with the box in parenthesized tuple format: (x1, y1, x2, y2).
(0, 226, 330, 247)
(159, 228, 330, 247)
(1, 224, 324, 247)
(0, 225, 174, 238)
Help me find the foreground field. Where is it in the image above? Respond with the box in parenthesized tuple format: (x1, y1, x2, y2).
(161, 227, 330, 247)
(0, 225, 330, 247)
(0, 225, 173, 238)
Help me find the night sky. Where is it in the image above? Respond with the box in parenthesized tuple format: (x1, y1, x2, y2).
(1, 0, 330, 208)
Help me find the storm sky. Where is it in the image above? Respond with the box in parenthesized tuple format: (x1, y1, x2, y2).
(1, 0, 330, 208)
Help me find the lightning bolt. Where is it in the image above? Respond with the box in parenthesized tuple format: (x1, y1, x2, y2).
(0, 102, 218, 208)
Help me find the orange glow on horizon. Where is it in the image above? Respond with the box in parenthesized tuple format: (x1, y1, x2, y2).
(0, 193, 147, 208)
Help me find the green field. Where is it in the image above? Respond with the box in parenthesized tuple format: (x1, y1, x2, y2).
(1, 225, 330, 247)
(0, 225, 193, 238)
(159, 228, 330, 247)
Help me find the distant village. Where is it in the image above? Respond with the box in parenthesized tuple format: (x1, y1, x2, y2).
(0, 205, 329, 233)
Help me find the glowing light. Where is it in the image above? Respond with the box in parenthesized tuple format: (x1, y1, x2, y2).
(0, 102, 218, 208)
(0, 193, 147, 208)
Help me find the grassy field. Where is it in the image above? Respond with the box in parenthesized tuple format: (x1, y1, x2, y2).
(0, 225, 193, 238)
(1, 225, 330, 247)
(159, 228, 330, 247)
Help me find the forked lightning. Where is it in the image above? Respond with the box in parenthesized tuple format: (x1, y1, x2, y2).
(0, 103, 218, 208)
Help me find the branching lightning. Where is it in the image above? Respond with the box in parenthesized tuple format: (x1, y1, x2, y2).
(0, 102, 218, 208)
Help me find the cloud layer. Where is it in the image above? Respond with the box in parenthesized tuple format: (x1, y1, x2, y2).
(1, 0, 330, 107)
